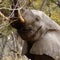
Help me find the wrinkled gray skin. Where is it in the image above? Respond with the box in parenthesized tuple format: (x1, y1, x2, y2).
(19, 9, 60, 60)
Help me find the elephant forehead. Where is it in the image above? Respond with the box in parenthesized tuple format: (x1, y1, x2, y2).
(22, 10, 36, 24)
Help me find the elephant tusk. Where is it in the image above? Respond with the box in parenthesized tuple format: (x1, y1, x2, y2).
(18, 9, 25, 23)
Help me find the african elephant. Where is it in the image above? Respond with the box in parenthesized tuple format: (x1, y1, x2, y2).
(11, 9, 60, 60)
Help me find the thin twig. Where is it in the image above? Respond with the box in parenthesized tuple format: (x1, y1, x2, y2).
(0, 7, 23, 11)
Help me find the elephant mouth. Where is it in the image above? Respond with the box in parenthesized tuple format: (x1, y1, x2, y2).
(18, 25, 42, 41)
(22, 25, 42, 37)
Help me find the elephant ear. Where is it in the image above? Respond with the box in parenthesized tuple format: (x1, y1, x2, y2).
(40, 11, 60, 30)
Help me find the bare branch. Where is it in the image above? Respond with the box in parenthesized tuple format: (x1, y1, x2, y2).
(0, 7, 23, 11)
(0, 11, 9, 20)
(40, 0, 47, 11)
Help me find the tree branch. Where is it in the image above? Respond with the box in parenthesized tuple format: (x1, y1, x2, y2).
(0, 11, 9, 20)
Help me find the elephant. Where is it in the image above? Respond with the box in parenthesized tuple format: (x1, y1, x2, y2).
(11, 9, 60, 60)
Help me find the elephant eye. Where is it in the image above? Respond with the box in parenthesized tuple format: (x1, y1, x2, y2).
(35, 17, 39, 21)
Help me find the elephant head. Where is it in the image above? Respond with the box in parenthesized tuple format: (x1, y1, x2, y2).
(11, 9, 60, 42)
